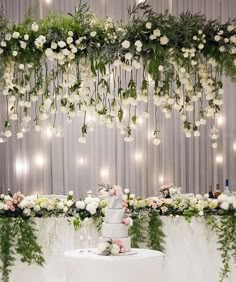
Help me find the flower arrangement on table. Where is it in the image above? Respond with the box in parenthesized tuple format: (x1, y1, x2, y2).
(97, 239, 125, 256)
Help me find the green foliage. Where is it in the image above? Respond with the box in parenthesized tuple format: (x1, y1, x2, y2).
(207, 214, 236, 282)
(129, 210, 165, 252)
(129, 214, 147, 248)
(147, 210, 165, 252)
(0, 218, 44, 282)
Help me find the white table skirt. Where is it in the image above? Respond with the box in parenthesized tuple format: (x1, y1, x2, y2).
(9, 217, 236, 282)
(64, 249, 164, 282)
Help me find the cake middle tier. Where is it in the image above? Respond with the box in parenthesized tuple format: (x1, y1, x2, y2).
(102, 222, 128, 238)
(105, 208, 125, 224)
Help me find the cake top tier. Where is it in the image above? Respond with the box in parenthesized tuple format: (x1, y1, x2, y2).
(108, 185, 123, 198)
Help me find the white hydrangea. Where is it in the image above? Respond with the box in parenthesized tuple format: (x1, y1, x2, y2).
(76, 201, 86, 209)
(145, 22, 152, 29)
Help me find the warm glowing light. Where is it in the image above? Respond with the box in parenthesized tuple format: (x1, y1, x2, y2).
(77, 157, 87, 166)
(233, 143, 236, 151)
(215, 154, 223, 164)
(100, 168, 109, 181)
(159, 175, 164, 184)
(137, 117, 143, 125)
(134, 152, 142, 161)
(216, 115, 224, 126)
(45, 0, 52, 4)
(35, 155, 44, 167)
(46, 127, 53, 138)
(15, 159, 29, 175)
(136, 0, 145, 3)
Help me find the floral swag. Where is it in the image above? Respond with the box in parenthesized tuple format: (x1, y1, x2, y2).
(0, 1, 236, 145)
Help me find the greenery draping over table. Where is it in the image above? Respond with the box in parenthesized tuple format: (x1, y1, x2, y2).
(0, 1, 236, 145)
(0, 188, 236, 282)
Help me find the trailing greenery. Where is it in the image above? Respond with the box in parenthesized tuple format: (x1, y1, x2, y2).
(207, 214, 236, 282)
(129, 213, 148, 248)
(147, 210, 165, 252)
(0, 217, 44, 282)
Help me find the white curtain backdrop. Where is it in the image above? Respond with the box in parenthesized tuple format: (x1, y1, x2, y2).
(0, 0, 236, 198)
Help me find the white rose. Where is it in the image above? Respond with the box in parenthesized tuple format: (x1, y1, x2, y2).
(214, 35, 221, 42)
(153, 29, 161, 37)
(34, 205, 41, 212)
(20, 41, 27, 49)
(68, 191, 74, 196)
(160, 35, 169, 45)
(227, 25, 234, 32)
(19, 64, 24, 70)
(45, 48, 54, 58)
(233, 201, 236, 209)
(0, 41, 6, 47)
(134, 40, 142, 48)
(66, 200, 74, 207)
(219, 46, 225, 52)
(90, 31, 97, 37)
(124, 188, 129, 194)
(86, 203, 97, 214)
(198, 43, 204, 49)
(5, 33, 11, 41)
(12, 31, 20, 39)
(63, 207, 69, 213)
(76, 201, 85, 209)
(97, 242, 108, 254)
(23, 208, 31, 216)
(220, 202, 229, 210)
(121, 40, 130, 49)
(124, 52, 132, 60)
(0, 202, 4, 209)
(57, 202, 64, 209)
(31, 22, 39, 32)
(111, 244, 120, 255)
(24, 34, 29, 41)
(67, 37, 73, 44)
(0, 48, 3, 54)
(58, 41, 66, 48)
(78, 136, 86, 144)
(12, 50, 18, 56)
(145, 22, 152, 29)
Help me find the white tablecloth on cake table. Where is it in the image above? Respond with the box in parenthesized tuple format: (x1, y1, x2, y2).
(64, 249, 164, 282)
(9, 217, 236, 282)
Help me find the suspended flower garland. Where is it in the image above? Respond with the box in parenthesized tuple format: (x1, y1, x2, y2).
(0, 1, 236, 147)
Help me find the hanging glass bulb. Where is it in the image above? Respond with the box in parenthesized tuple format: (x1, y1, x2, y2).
(0, 132, 7, 143)
(209, 127, 219, 140)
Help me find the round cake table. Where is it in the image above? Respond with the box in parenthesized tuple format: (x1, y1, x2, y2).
(64, 248, 164, 282)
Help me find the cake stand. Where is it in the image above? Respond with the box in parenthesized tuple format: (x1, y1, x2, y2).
(64, 248, 164, 282)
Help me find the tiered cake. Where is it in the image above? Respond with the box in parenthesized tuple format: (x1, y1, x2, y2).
(99, 189, 131, 252)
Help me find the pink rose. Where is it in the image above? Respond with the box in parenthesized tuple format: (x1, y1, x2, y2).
(114, 239, 123, 246)
(147, 198, 153, 207)
(120, 247, 126, 253)
(122, 218, 130, 225)
(109, 189, 115, 196)
(161, 206, 168, 213)
(157, 200, 163, 207)
(152, 203, 157, 209)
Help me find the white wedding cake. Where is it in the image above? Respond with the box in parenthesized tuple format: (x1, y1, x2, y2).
(99, 187, 131, 252)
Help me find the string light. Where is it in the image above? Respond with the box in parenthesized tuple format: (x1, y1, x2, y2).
(15, 159, 29, 175)
(46, 127, 53, 138)
(45, 0, 52, 4)
(134, 152, 142, 161)
(100, 168, 109, 182)
(77, 157, 87, 166)
(159, 175, 164, 185)
(35, 154, 44, 167)
(216, 115, 224, 126)
(233, 142, 236, 151)
(215, 154, 223, 164)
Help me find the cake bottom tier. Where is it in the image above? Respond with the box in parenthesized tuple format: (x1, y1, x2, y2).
(99, 237, 131, 252)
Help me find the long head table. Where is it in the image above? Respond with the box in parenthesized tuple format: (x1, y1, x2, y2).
(9, 217, 236, 282)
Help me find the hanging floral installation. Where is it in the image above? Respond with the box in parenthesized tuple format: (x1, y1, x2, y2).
(0, 1, 236, 146)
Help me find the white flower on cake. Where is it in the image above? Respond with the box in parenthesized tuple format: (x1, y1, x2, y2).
(97, 239, 125, 256)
